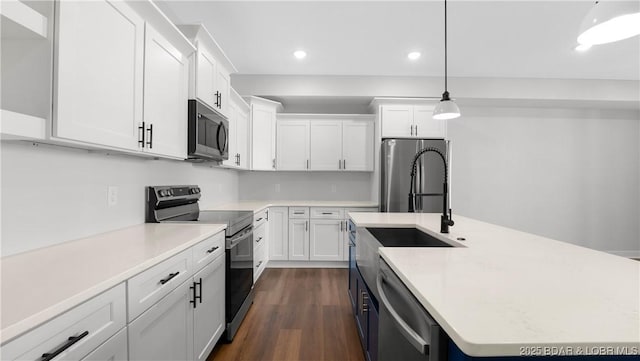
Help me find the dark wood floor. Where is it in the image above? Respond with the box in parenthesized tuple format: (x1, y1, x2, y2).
(208, 268, 365, 361)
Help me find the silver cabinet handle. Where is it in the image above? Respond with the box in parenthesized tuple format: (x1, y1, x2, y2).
(272, 158, 276, 169)
(415, 124, 418, 136)
(305, 220, 308, 231)
(338, 159, 342, 169)
(256, 237, 263, 243)
(307, 159, 309, 169)
(255, 261, 263, 268)
(343, 159, 346, 170)
(377, 272, 429, 355)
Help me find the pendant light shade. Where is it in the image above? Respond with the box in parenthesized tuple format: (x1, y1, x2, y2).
(577, 1, 640, 45)
(433, 0, 461, 120)
(433, 91, 461, 120)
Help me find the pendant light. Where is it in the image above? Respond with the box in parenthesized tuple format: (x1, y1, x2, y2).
(433, 0, 461, 120)
(577, 1, 640, 45)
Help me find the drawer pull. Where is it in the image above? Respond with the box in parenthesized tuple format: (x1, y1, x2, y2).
(256, 237, 263, 243)
(41, 331, 89, 361)
(159, 271, 180, 285)
(255, 217, 264, 222)
(206, 246, 219, 254)
(294, 212, 304, 215)
(255, 261, 263, 268)
(321, 212, 333, 215)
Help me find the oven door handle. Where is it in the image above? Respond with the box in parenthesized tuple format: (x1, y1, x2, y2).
(227, 226, 253, 249)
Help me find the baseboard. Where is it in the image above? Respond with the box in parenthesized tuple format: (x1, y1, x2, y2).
(267, 260, 348, 268)
(605, 250, 640, 259)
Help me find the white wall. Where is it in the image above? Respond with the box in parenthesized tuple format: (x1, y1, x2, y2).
(239, 171, 373, 201)
(447, 106, 640, 257)
(0, 141, 239, 256)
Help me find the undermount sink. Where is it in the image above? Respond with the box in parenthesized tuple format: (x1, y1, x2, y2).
(366, 227, 454, 248)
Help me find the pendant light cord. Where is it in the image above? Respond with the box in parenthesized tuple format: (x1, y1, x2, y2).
(444, 0, 448, 92)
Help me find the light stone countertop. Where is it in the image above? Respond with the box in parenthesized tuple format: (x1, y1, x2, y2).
(0, 223, 226, 344)
(349, 212, 640, 357)
(209, 200, 379, 213)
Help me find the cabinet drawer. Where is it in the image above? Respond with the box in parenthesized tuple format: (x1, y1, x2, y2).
(344, 207, 379, 217)
(80, 327, 127, 361)
(253, 222, 267, 249)
(2, 284, 126, 361)
(310, 207, 345, 219)
(289, 207, 309, 219)
(192, 231, 225, 272)
(254, 208, 268, 228)
(127, 248, 193, 321)
(253, 241, 268, 280)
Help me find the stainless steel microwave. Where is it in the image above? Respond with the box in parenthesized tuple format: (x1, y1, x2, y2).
(188, 99, 229, 161)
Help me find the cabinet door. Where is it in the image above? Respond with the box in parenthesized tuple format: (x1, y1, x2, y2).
(222, 104, 238, 167)
(193, 255, 225, 361)
(251, 105, 276, 170)
(277, 120, 310, 170)
(196, 47, 217, 110)
(309, 120, 342, 170)
(288, 219, 309, 261)
(236, 107, 249, 169)
(269, 207, 289, 261)
(380, 105, 413, 138)
(309, 219, 344, 261)
(414, 105, 446, 139)
(342, 120, 374, 171)
(216, 66, 231, 117)
(54, 0, 143, 150)
(128, 280, 194, 361)
(81, 327, 127, 361)
(143, 23, 189, 159)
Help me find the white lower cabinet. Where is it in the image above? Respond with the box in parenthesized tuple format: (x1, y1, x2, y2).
(81, 327, 127, 361)
(288, 219, 310, 260)
(128, 231, 226, 361)
(309, 219, 344, 261)
(1, 284, 126, 361)
(128, 279, 195, 361)
(193, 255, 225, 361)
(268, 207, 289, 261)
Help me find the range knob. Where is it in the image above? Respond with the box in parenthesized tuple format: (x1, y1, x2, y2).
(159, 190, 167, 197)
(168, 189, 174, 196)
(196, 187, 201, 193)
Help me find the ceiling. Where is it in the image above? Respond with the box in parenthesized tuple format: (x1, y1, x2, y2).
(157, 1, 640, 80)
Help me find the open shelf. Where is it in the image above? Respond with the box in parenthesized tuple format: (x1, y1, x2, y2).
(0, 0, 48, 39)
(1, 109, 47, 140)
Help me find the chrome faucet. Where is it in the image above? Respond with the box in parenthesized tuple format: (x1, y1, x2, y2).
(408, 147, 454, 233)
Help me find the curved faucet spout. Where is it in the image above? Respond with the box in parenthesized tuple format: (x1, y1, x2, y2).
(408, 147, 454, 233)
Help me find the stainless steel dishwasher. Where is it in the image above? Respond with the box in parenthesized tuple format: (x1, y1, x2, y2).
(377, 259, 448, 361)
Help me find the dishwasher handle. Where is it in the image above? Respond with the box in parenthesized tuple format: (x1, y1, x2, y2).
(377, 269, 429, 355)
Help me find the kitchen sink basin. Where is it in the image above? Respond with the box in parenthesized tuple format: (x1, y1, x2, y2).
(366, 227, 453, 247)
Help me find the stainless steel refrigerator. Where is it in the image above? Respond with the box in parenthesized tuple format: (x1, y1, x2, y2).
(380, 138, 448, 213)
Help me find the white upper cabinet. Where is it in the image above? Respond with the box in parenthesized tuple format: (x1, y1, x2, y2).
(53, 0, 195, 158)
(380, 105, 413, 138)
(246, 97, 283, 171)
(342, 119, 374, 171)
(413, 105, 446, 139)
(277, 120, 310, 170)
(53, 0, 144, 150)
(142, 23, 189, 159)
(179, 24, 236, 119)
(309, 120, 342, 171)
(276, 114, 374, 172)
(223, 89, 250, 169)
(376, 99, 447, 139)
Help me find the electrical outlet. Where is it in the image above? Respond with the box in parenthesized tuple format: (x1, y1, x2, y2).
(275, 184, 281, 193)
(107, 186, 118, 207)
(331, 184, 337, 193)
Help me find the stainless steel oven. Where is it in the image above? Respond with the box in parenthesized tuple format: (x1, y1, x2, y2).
(146, 185, 254, 342)
(188, 99, 228, 161)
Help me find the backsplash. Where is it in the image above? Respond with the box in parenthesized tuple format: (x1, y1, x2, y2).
(0, 141, 240, 256)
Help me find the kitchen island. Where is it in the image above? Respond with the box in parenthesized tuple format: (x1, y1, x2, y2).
(349, 212, 639, 358)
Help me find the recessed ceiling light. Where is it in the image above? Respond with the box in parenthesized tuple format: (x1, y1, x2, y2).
(408, 52, 421, 60)
(575, 43, 592, 52)
(294, 50, 307, 59)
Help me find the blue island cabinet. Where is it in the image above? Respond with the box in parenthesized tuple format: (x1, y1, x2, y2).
(348, 221, 378, 361)
(448, 341, 638, 361)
